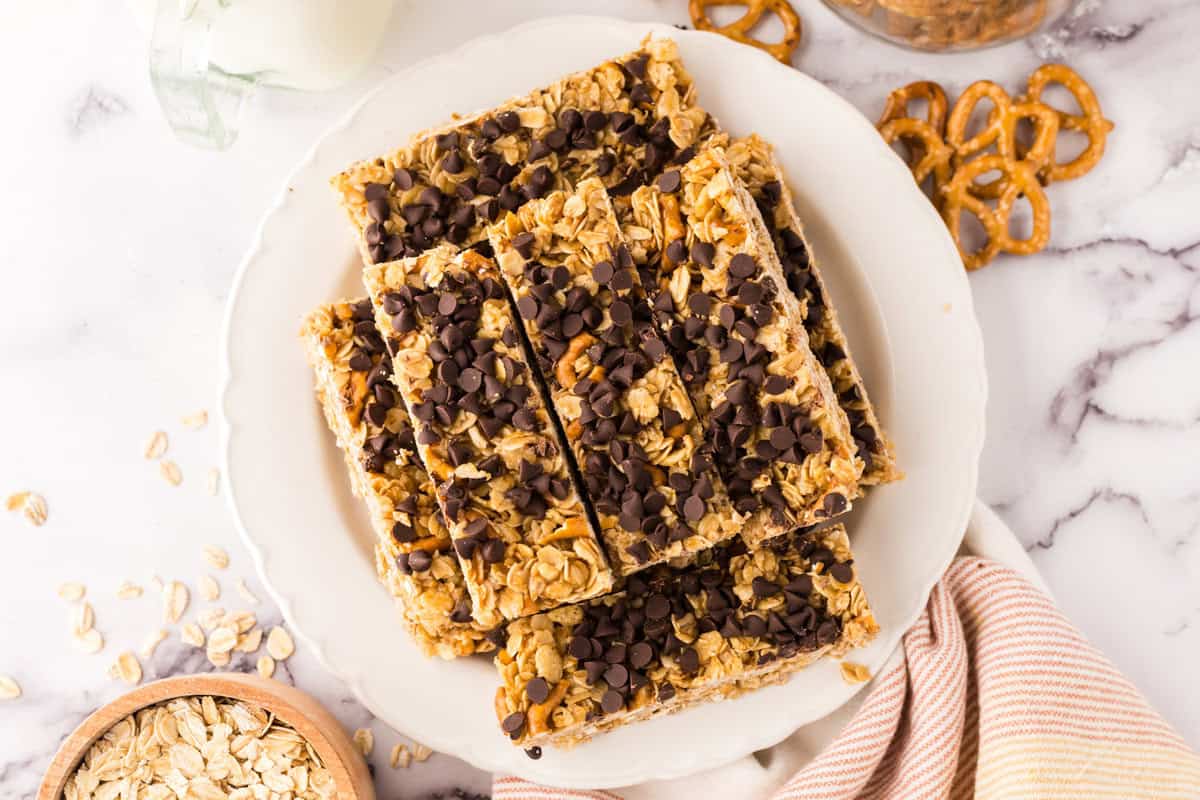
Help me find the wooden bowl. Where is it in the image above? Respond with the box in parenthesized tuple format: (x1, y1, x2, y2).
(38, 673, 375, 800)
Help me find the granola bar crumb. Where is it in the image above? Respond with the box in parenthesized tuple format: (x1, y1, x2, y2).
(840, 661, 871, 684)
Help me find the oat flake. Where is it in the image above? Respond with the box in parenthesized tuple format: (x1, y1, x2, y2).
(235, 578, 259, 605)
(0, 675, 22, 699)
(71, 602, 94, 636)
(58, 582, 86, 602)
(199, 574, 220, 602)
(140, 628, 168, 659)
(159, 460, 182, 486)
(266, 626, 295, 661)
(116, 581, 143, 600)
(181, 410, 208, 430)
(181, 623, 205, 648)
(256, 654, 275, 679)
(75, 628, 104, 654)
(206, 468, 221, 496)
(352, 728, 374, 757)
(162, 581, 189, 623)
(143, 430, 168, 459)
(111, 651, 142, 685)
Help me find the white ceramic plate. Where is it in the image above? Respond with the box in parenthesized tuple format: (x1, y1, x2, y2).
(220, 16, 986, 788)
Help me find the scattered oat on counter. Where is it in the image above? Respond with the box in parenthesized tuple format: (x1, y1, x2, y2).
(159, 460, 182, 486)
(197, 607, 225, 631)
(180, 410, 208, 430)
(412, 742, 433, 763)
(199, 574, 220, 602)
(70, 602, 94, 636)
(840, 661, 872, 685)
(267, 626, 295, 661)
(236, 627, 262, 653)
(61, 696, 336, 800)
(7, 491, 48, 526)
(0, 675, 21, 700)
(58, 582, 86, 602)
(115, 581, 142, 599)
(139, 629, 167, 659)
(353, 728, 374, 757)
(162, 580, 189, 623)
(108, 651, 142, 685)
(203, 544, 230, 570)
(390, 743, 410, 769)
(206, 467, 221, 496)
(74, 628, 104, 654)
(235, 578, 259, 605)
(180, 622, 205, 648)
(143, 430, 168, 459)
(256, 654, 276, 679)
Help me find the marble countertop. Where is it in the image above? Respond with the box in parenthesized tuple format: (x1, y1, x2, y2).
(1, 1, 1197, 797)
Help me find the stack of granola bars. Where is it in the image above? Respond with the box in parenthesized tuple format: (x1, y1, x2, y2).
(301, 36, 898, 749)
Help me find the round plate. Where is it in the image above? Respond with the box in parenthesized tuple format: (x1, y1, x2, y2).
(220, 16, 986, 789)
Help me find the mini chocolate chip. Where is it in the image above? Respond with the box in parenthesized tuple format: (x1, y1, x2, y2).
(526, 677, 550, 704)
(592, 260, 615, 284)
(645, 594, 671, 620)
(568, 635, 592, 660)
(498, 110, 520, 132)
(393, 168, 415, 190)
(656, 170, 681, 193)
(603, 663, 628, 687)
(629, 642, 653, 669)
(764, 375, 791, 394)
(482, 539, 507, 564)
(610, 300, 632, 326)
(752, 576, 780, 597)
(442, 151, 464, 173)
(823, 492, 847, 515)
(407, 549, 432, 572)
(829, 562, 854, 583)
(690, 241, 715, 267)
(601, 689, 624, 714)
(687, 293, 711, 317)
(737, 281, 764, 305)
(683, 494, 705, 522)
(729, 253, 757, 278)
(501, 712, 526, 735)
(678, 647, 700, 673)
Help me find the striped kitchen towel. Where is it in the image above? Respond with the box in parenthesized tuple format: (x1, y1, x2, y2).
(494, 556, 1200, 799)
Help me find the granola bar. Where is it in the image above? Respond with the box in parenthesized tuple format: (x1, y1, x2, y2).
(724, 135, 900, 485)
(493, 524, 877, 748)
(489, 178, 743, 575)
(363, 246, 615, 625)
(300, 300, 497, 658)
(623, 145, 863, 545)
(331, 37, 715, 267)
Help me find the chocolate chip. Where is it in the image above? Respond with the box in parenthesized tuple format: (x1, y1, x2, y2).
(737, 281, 764, 306)
(393, 168, 415, 190)
(645, 594, 671, 620)
(498, 110, 520, 132)
(687, 293, 711, 318)
(512, 231, 536, 259)
(678, 647, 700, 673)
(629, 642, 653, 669)
(501, 712, 526, 735)
(690, 242, 715, 267)
(729, 253, 757, 278)
(823, 492, 847, 515)
(601, 689, 624, 714)
(526, 677, 550, 704)
(682, 494, 705, 522)
(525, 746, 543, 760)
(764, 375, 791, 394)
(568, 635, 591, 660)
(609, 300, 632, 326)
(603, 663, 628, 687)
(752, 576, 780, 597)
(829, 562, 854, 583)
(656, 170, 681, 193)
(585, 660, 607, 685)
(407, 549, 432, 572)
(482, 539, 507, 564)
(592, 260, 614, 284)
(442, 151, 464, 173)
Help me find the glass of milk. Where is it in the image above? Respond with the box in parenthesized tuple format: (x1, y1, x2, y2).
(133, 0, 393, 149)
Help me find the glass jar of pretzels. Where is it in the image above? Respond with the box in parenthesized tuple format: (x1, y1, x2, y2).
(822, 0, 1072, 51)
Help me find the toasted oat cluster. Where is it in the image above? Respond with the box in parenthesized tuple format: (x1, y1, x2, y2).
(308, 34, 896, 747)
(364, 247, 614, 625)
(494, 525, 877, 747)
(301, 301, 498, 658)
(489, 178, 742, 574)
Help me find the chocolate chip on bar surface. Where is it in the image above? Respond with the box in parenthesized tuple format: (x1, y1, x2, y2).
(723, 135, 900, 486)
(623, 144, 864, 546)
(363, 246, 614, 625)
(490, 177, 743, 575)
(492, 524, 877, 748)
(300, 301, 496, 658)
(331, 37, 716, 268)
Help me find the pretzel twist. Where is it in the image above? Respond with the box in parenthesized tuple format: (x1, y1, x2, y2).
(689, 0, 803, 63)
(1022, 63, 1114, 183)
(940, 155, 1050, 271)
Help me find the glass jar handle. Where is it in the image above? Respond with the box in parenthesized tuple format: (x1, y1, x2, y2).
(148, 0, 260, 150)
